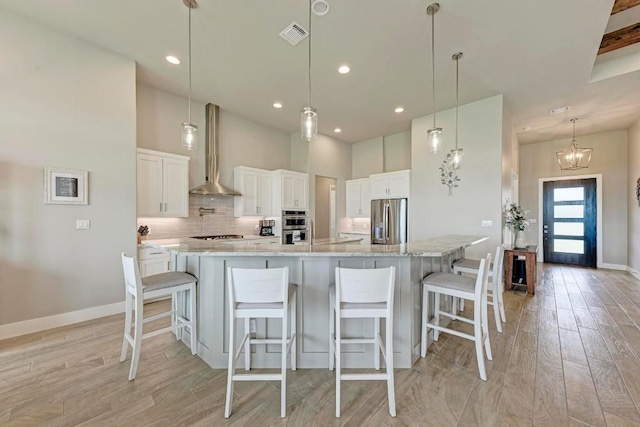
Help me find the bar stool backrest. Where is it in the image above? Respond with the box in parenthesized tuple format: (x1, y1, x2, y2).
(336, 267, 396, 304)
(228, 267, 290, 304)
(121, 252, 143, 297)
(493, 245, 506, 285)
(475, 253, 492, 302)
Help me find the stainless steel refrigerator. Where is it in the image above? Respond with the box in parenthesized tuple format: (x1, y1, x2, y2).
(371, 198, 408, 245)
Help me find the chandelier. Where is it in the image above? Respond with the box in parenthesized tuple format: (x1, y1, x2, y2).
(556, 118, 592, 170)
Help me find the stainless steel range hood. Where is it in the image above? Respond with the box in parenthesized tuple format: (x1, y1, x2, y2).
(189, 103, 241, 196)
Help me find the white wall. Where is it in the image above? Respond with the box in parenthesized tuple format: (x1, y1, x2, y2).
(627, 119, 640, 273)
(502, 99, 517, 242)
(519, 130, 628, 266)
(0, 10, 137, 326)
(383, 131, 412, 172)
(410, 95, 505, 259)
(351, 131, 411, 179)
(137, 84, 292, 190)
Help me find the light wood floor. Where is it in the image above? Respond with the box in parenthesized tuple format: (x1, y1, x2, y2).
(2, 264, 640, 426)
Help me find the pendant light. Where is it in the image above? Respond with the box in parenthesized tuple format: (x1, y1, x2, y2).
(556, 118, 593, 170)
(301, 0, 318, 141)
(449, 52, 464, 169)
(426, 3, 442, 154)
(181, 0, 198, 150)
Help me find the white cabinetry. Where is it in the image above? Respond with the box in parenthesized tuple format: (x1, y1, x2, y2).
(339, 232, 371, 245)
(233, 167, 272, 217)
(138, 246, 171, 277)
(346, 178, 371, 218)
(369, 170, 410, 199)
(272, 170, 309, 211)
(137, 149, 189, 217)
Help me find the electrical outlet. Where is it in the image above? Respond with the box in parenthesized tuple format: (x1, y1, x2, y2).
(250, 319, 257, 333)
(530, 218, 537, 224)
(481, 220, 493, 227)
(254, 225, 259, 231)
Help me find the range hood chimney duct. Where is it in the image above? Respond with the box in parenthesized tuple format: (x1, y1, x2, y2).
(189, 103, 241, 196)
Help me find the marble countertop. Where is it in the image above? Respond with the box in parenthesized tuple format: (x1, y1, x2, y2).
(142, 234, 488, 258)
(312, 236, 364, 245)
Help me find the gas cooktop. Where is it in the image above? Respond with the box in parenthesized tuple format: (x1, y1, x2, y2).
(190, 234, 244, 240)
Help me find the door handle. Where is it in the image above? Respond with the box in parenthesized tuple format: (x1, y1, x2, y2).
(164, 203, 167, 212)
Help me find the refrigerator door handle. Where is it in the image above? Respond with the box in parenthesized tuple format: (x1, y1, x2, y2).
(384, 203, 390, 241)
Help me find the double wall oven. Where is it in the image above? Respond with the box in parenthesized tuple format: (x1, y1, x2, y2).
(282, 210, 309, 244)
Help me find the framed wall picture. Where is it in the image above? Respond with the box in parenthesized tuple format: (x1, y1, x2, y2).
(44, 167, 88, 205)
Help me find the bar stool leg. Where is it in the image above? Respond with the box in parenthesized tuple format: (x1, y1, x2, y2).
(120, 292, 132, 362)
(374, 318, 380, 370)
(335, 309, 342, 418)
(329, 294, 335, 371)
(189, 286, 198, 355)
(225, 316, 236, 418)
(386, 315, 396, 417)
(280, 307, 288, 418)
(244, 318, 251, 371)
(420, 286, 429, 358)
(433, 293, 441, 341)
(129, 296, 144, 381)
(492, 285, 503, 333)
(474, 302, 487, 381)
(291, 294, 297, 371)
(482, 292, 493, 360)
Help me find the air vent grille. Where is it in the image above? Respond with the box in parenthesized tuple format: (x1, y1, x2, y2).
(279, 21, 309, 46)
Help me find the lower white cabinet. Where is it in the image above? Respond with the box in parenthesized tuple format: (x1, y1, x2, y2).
(138, 247, 171, 277)
(339, 232, 371, 245)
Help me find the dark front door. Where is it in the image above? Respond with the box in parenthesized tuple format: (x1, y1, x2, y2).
(542, 178, 597, 267)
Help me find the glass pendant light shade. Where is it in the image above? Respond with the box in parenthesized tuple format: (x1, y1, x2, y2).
(301, 106, 318, 141)
(181, 122, 198, 150)
(449, 147, 463, 169)
(556, 118, 592, 170)
(427, 127, 442, 153)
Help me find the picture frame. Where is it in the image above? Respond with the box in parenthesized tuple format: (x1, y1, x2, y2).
(44, 167, 88, 205)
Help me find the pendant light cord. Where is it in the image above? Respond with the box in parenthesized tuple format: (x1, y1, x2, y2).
(308, 0, 312, 107)
(455, 55, 459, 150)
(188, 5, 193, 123)
(431, 11, 436, 128)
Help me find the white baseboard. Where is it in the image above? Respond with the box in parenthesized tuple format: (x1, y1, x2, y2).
(628, 267, 640, 281)
(599, 263, 627, 271)
(0, 301, 125, 340)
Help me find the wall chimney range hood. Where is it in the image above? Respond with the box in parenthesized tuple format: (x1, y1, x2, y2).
(189, 103, 241, 196)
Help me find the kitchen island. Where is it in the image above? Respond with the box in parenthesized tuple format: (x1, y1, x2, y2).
(143, 234, 488, 369)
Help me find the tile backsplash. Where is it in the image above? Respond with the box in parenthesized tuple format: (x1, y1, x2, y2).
(137, 195, 261, 239)
(339, 217, 371, 234)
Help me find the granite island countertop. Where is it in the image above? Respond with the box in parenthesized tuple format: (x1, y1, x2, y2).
(142, 234, 488, 258)
(311, 236, 364, 245)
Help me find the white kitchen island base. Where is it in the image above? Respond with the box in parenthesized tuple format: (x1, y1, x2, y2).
(146, 235, 489, 369)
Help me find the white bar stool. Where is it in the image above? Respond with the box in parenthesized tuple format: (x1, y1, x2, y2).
(120, 253, 197, 381)
(224, 267, 297, 419)
(421, 253, 493, 380)
(329, 266, 396, 418)
(453, 245, 507, 332)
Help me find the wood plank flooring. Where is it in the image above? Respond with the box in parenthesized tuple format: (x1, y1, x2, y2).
(2, 264, 640, 426)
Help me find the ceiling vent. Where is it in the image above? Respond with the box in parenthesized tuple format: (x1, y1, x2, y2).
(279, 21, 309, 46)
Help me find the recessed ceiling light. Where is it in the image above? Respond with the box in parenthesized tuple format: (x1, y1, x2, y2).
(334, 128, 342, 133)
(550, 106, 570, 115)
(273, 102, 283, 109)
(395, 107, 404, 113)
(338, 65, 350, 74)
(165, 55, 181, 65)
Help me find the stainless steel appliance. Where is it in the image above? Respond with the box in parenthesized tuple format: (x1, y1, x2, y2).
(371, 198, 408, 245)
(259, 219, 275, 236)
(282, 210, 309, 244)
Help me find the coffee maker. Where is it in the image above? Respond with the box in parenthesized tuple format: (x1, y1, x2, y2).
(259, 219, 275, 236)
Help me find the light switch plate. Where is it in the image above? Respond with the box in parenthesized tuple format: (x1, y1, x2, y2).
(76, 219, 90, 230)
(481, 220, 493, 227)
(530, 218, 537, 224)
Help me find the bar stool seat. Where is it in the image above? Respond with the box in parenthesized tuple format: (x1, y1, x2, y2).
(329, 267, 396, 418)
(120, 253, 198, 381)
(225, 267, 297, 419)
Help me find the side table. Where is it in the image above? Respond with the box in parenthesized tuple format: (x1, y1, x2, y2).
(503, 245, 538, 296)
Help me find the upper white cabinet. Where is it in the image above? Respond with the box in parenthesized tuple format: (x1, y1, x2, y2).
(233, 166, 272, 217)
(137, 148, 189, 217)
(346, 178, 371, 218)
(369, 169, 410, 199)
(273, 170, 308, 211)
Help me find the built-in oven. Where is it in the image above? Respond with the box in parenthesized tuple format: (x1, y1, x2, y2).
(282, 210, 309, 244)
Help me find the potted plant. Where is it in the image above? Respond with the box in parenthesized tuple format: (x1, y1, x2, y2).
(504, 201, 530, 248)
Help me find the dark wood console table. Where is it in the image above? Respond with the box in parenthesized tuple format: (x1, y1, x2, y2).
(503, 245, 538, 296)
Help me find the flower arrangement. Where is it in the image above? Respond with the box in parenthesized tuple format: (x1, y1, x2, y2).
(504, 201, 530, 232)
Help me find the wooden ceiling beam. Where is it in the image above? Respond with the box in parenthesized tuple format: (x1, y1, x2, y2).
(612, 0, 640, 14)
(599, 22, 640, 54)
